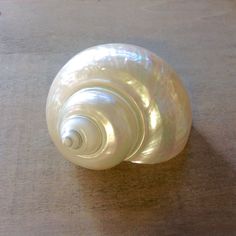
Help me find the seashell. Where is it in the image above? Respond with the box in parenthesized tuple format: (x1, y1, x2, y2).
(46, 44, 192, 170)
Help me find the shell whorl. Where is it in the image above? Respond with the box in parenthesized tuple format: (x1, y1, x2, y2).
(59, 115, 103, 155)
(61, 130, 82, 150)
(50, 86, 143, 169)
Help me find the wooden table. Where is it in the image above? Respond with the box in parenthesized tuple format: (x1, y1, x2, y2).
(0, 0, 235, 235)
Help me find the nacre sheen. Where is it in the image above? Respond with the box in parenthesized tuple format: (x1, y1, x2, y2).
(46, 44, 192, 170)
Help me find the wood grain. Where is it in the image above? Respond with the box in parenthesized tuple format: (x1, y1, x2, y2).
(0, 0, 235, 235)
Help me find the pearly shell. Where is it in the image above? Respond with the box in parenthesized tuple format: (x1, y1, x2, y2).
(46, 44, 192, 170)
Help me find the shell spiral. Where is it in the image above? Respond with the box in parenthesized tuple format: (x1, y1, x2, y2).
(46, 44, 192, 170)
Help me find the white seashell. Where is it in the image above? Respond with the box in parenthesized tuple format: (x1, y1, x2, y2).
(46, 44, 192, 170)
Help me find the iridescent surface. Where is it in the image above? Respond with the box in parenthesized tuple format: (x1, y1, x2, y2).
(46, 44, 192, 170)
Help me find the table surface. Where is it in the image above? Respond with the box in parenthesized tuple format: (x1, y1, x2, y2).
(0, 0, 236, 235)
